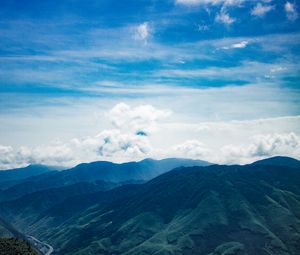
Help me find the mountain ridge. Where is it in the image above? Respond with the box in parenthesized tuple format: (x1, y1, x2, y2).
(0, 158, 211, 202)
(1, 157, 299, 255)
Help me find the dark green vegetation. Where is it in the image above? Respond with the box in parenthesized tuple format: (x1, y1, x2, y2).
(0, 238, 38, 255)
(0, 156, 299, 255)
(0, 217, 38, 254)
(253, 156, 300, 168)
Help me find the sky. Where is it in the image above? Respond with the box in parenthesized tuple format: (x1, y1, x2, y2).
(0, 0, 300, 169)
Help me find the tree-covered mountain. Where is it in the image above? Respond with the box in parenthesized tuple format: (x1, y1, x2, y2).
(0, 181, 118, 230)
(1, 156, 299, 255)
(0, 164, 60, 190)
(0, 158, 210, 202)
(252, 156, 300, 168)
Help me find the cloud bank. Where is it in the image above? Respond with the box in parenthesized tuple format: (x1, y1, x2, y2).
(0, 103, 299, 169)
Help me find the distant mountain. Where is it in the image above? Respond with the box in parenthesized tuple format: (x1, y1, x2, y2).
(252, 156, 300, 168)
(0, 164, 61, 190)
(1, 157, 299, 255)
(0, 158, 211, 201)
(64, 157, 211, 183)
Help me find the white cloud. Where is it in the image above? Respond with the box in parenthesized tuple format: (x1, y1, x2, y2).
(96, 129, 151, 158)
(175, 0, 244, 6)
(172, 140, 212, 159)
(159, 132, 300, 165)
(251, 3, 274, 17)
(221, 132, 300, 164)
(222, 40, 249, 49)
(157, 60, 298, 82)
(0, 103, 171, 169)
(215, 9, 236, 25)
(1, 126, 300, 169)
(285, 2, 298, 21)
(0, 143, 75, 170)
(250, 132, 300, 157)
(134, 22, 150, 42)
(0, 130, 151, 169)
(108, 102, 171, 135)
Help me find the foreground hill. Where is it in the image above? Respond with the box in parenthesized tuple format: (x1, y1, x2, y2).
(0, 217, 38, 255)
(0, 158, 210, 201)
(2, 156, 300, 255)
(0, 238, 38, 255)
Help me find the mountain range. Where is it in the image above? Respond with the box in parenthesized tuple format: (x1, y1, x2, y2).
(0, 156, 299, 255)
(0, 158, 210, 202)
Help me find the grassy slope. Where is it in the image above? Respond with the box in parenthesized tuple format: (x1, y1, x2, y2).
(1, 159, 300, 255)
(19, 164, 300, 255)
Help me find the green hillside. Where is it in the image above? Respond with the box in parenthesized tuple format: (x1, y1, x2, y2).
(1, 157, 299, 255)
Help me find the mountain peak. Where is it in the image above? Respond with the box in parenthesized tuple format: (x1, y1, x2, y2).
(252, 156, 300, 168)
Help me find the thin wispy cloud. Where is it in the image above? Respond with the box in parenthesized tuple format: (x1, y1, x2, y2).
(215, 9, 236, 25)
(221, 40, 249, 49)
(251, 3, 275, 17)
(175, 0, 244, 6)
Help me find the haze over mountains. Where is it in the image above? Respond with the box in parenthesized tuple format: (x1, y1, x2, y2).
(0, 156, 299, 255)
(0, 158, 210, 202)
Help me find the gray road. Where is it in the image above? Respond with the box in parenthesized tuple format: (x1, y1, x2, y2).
(27, 235, 54, 255)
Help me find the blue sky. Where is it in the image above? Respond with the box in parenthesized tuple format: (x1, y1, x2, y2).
(0, 0, 300, 168)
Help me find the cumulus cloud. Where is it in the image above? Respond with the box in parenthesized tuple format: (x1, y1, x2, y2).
(251, 3, 274, 17)
(96, 129, 151, 158)
(108, 102, 171, 135)
(0, 103, 171, 169)
(172, 140, 211, 159)
(134, 22, 150, 42)
(0, 143, 75, 170)
(285, 2, 298, 21)
(215, 9, 236, 25)
(0, 131, 151, 170)
(1, 131, 300, 169)
(249, 132, 300, 157)
(1, 100, 299, 170)
(220, 133, 300, 164)
(166, 132, 300, 164)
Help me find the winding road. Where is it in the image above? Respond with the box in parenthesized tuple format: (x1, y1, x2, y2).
(27, 235, 54, 255)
